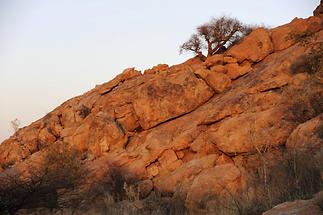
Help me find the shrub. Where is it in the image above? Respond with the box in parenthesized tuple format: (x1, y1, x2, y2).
(290, 52, 322, 75)
(0, 143, 82, 215)
(79, 104, 91, 119)
(287, 30, 314, 46)
(202, 148, 323, 215)
(283, 74, 323, 123)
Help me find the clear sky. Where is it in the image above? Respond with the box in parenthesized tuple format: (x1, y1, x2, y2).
(0, 0, 319, 142)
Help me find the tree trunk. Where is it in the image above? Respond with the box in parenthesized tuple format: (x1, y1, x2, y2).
(207, 42, 213, 57)
(197, 51, 206, 61)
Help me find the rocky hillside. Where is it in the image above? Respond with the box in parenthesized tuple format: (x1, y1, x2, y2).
(0, 8, 323, 215)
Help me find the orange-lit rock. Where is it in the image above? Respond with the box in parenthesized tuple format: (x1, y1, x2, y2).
(286, 114, 323, 150)
(203, 54, 224, 68)
(227, 28, 273, 63)
(194, 68, 231, 92)
(0, 12, 322, 214)
(271, 16, 322, 51)
(224, 61, 252, 79)
(144, 64, 169, 75)
(186, 164, 242, 212)
(132, 70, 214, 129)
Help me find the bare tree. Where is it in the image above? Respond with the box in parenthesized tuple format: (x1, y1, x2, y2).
(180, 16, 252, 59)
(10, 118, 20, 132)
(179, 34, 205, 60)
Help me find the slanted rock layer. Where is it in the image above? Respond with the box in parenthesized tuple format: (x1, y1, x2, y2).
(0, 13, 323, 215)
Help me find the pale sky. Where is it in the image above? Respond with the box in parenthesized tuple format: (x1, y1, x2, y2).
(0, 0, 319, 142)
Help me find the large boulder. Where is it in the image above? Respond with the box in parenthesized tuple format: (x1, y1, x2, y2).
(203, 54, 224, 68)
(226, 28, 274, 63)
(209, 109, 294, 154)
(185, 164, 242, 212)
(286, 114, 323, 150)
(262, 191, 323, 215)
(224, 61, 252, 79)
(271, 16, 322, 51)
(194, 69, 232, 93)
(153, 155, 219, 193)
(66, 112, 127, 157)
(132, 70, 214, 129)
(262, 200, 322, 215)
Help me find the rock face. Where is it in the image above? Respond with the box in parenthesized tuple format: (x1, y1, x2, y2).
(270, 16, 322, 51)
(1, 13, 323, 215)
(186, 164, 242, 211)
(132, 70, 214, 129)
(314, 0, 323, 16)
(227, 28, 274, 63)
(286, 114, 323, 150)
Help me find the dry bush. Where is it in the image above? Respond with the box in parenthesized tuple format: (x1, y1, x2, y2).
(74, 171, 186, 215)
(288, 90, 323, 123)
(287, 30, 315, 46)
(78, 104, 91, 119)
(283, 72, 323, 123)
(285, 43, 323, 123)
(202, 149, 323, 215)
(0, 144, 82, 215)
(290, 52, 322, 75)
(105, 166, 140, 202)
(241, 149, 323, 214)
(267, 150, 322, 202)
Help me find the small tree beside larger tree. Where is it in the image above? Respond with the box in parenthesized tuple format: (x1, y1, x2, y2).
(180, 16, 252, 60)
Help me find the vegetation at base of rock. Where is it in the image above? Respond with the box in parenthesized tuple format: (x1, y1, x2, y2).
(290, 52, 323, 75)
(0, 144, 82, 215)
(180, 148, 322, 215)
(8, 148, 321, 215)
(286, 55, 323, 123)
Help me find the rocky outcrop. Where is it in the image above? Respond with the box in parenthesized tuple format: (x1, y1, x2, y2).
(0, 13, 323, 215)
(132, 70, 214, 129)
(227, 28, 274, 63)
(271, 16, 322, 51)
(314, 0, 323, 16)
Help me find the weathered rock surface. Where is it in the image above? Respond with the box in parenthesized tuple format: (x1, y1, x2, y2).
(271, 16, 322, 51)
(224, 61, 252, 79)
(262, 191, 323, 215)
(314, 0, 323, 16)
(194, 68, 232, 92)
(186, 164, 242, 211)
(0, 13, 323, 214)
(132, 70, 214, 129)
(286, 113, 323, 150)
(227, 28, 274, 63)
